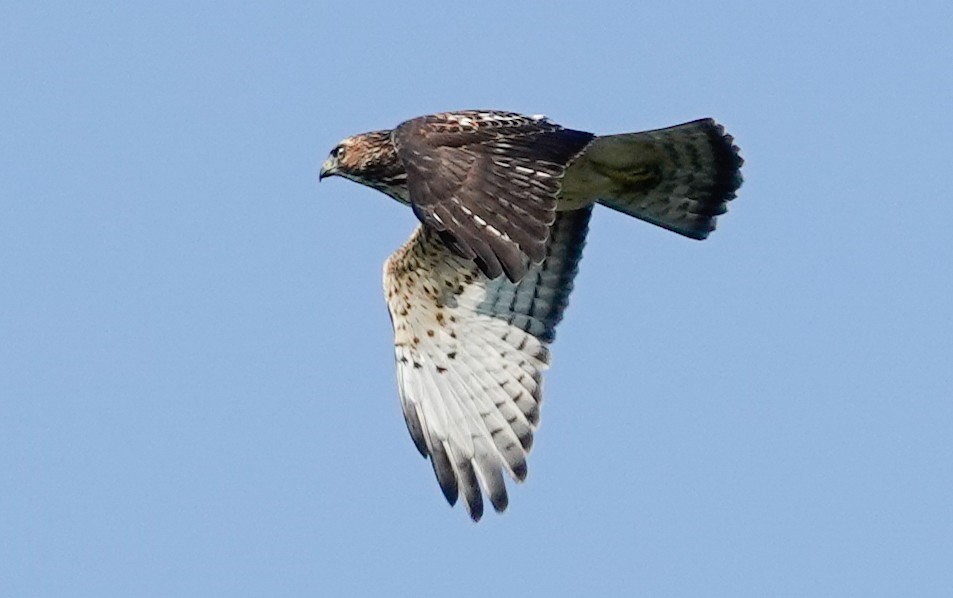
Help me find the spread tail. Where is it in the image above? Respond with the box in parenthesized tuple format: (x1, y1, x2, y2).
(561, 119, 743, 239)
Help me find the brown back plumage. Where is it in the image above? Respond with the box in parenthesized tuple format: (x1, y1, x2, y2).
(330, 112, 742, 265)
(392, 111, 594, 282)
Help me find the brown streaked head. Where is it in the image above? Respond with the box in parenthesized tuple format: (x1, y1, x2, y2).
(319, 129, 409, 203)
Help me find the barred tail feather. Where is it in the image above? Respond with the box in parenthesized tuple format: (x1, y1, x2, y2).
(561, 119, 743, 239)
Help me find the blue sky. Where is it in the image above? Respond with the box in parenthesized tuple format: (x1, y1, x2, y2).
(2, 1, 951, 596)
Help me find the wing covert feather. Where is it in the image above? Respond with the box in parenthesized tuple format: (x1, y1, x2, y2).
(393, 111, 593, 282)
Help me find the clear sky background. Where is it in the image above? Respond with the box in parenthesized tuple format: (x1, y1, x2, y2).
(2, 2, 951, 596)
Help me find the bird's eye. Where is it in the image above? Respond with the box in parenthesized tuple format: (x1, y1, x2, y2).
(332, 145, 345, 159)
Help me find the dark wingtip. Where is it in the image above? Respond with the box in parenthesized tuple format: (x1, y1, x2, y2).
(440, 483, 459, 506)
(512, 460, 528, 482)
(489, 488, 509, 513)
(468, 498, 484, 522)
(459, 462, 484, 522)
(430, 449, 459, 506)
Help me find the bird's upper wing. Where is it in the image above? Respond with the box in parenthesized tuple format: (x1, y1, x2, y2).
(392, 110, 593, 283)
(383, 206, 592, 521)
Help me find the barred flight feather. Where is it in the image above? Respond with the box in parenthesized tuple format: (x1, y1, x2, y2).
(383, 207, 592, 521)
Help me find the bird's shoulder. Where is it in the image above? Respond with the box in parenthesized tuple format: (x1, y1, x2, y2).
(393, 110, 562, 148)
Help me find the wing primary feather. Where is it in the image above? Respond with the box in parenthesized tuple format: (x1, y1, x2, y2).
(453, 456, 483, 521)
(429, 440, 459, 506)
(472, 442, 509, 513)
(382, 206, 592, 519)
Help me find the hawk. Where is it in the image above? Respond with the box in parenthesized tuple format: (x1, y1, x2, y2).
(319, 110, 743, 521)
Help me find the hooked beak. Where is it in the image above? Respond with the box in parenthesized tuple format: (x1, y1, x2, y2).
(319, 156, 338, 181)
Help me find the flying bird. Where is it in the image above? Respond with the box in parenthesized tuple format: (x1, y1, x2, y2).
(320, 110, 743, 521)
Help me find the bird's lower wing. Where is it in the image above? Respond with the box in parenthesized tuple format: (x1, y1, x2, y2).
(382, 207, 592, 521)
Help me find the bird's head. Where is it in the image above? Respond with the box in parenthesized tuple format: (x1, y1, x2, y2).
(319, 130, 409, 203)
